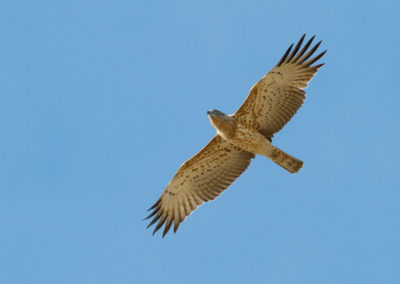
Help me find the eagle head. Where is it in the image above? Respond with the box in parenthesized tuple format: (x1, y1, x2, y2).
(207, 109, 236, 139)
(207, 109, 226, 117)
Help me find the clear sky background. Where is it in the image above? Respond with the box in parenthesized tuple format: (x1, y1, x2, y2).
(1, 1, 399, 283)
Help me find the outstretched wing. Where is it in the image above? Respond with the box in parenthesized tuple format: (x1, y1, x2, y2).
(235, 34, 326, 139)
(145, 135, 254, 237)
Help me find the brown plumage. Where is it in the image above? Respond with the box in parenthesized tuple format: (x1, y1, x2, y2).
(146, 34, 326, 237)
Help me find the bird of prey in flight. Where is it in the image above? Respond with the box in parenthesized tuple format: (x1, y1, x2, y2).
(146, 34, 326, 237)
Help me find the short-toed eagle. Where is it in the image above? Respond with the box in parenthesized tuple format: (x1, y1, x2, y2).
(146, 34, 326, 237)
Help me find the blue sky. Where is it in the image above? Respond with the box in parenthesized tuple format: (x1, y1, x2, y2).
(1, 0, 399, 283)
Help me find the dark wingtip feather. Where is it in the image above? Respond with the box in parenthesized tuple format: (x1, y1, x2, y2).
(292, 35, 315, 63)
(174, 221, 181, 233)
(304, 50, 327, 66)
(147, 198, 161, 211)
(313, 63, 325, 69)
(299, 40, 322, 64)
(277, 43, 293, 67)
(146, 211, 162, 229)
(162, 218, 173, 238)
(144, 205, 160, 220)
(152, 215, 167, 236)
(286, 34, 306, 63)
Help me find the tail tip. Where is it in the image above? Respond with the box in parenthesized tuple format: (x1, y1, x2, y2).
(290, 161, 304, 174)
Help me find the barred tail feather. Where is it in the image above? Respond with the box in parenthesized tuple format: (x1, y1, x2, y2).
(268, 146, 303, 173)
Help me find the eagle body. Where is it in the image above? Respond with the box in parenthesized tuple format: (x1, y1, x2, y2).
(146, 35, 327, 237)
(209, 112, 303, 173)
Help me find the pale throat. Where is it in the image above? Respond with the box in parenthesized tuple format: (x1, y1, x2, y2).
(208, 115, 237, 140)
